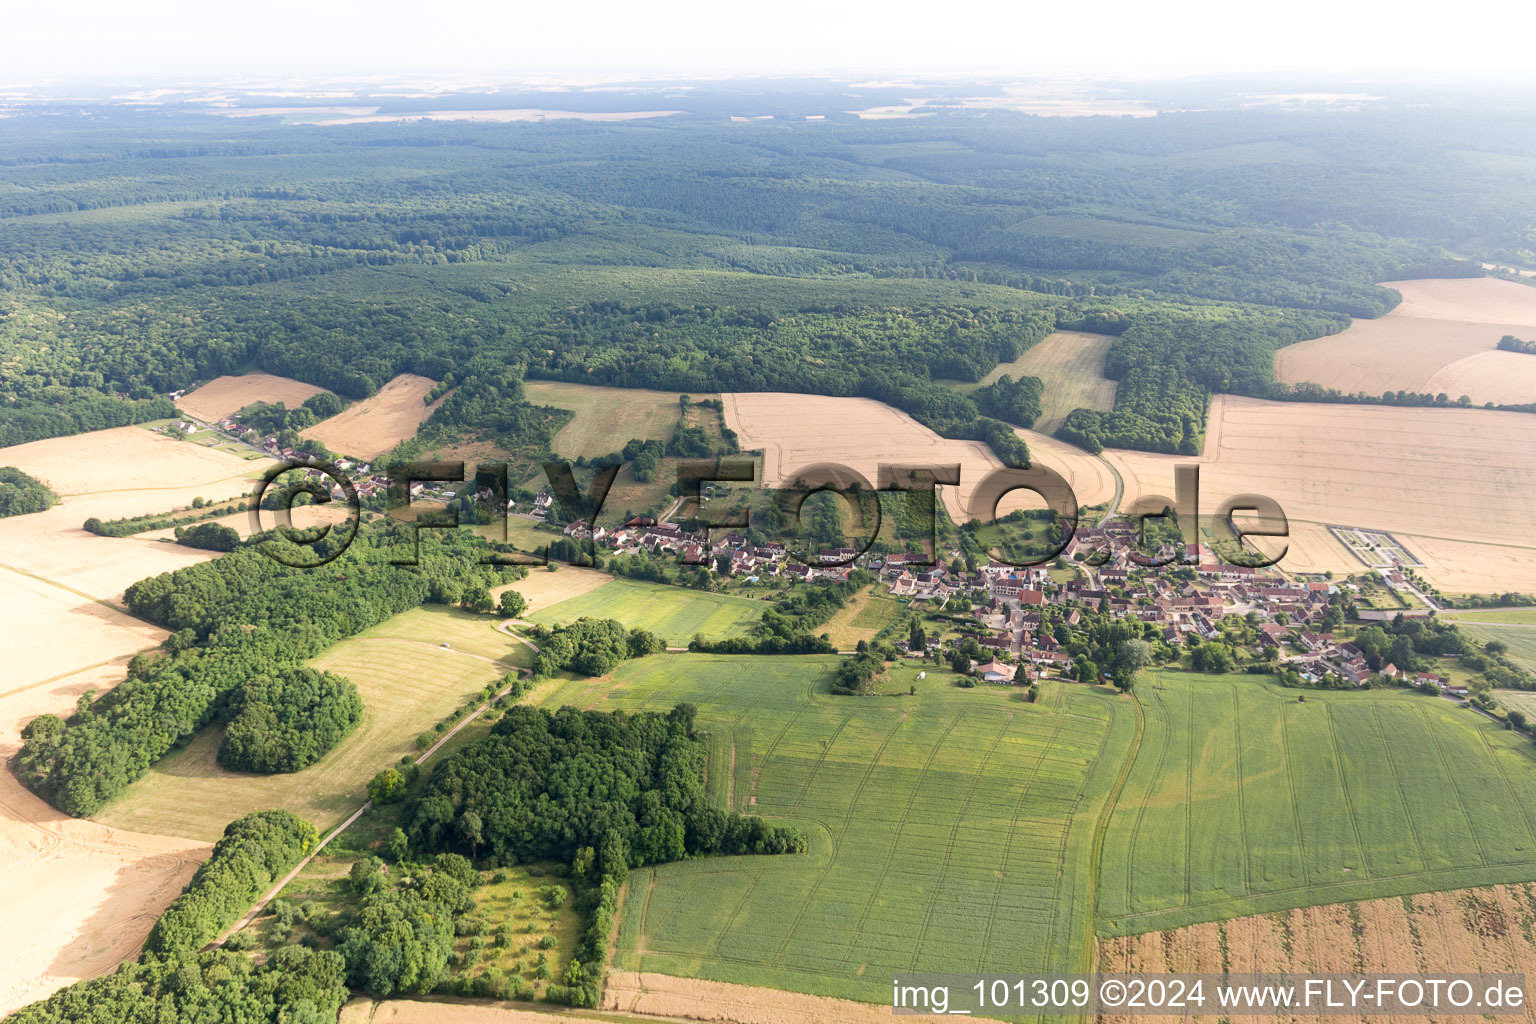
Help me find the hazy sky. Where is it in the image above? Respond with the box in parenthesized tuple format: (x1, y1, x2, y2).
(6, 0, 1534, 82)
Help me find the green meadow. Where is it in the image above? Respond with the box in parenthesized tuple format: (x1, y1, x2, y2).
(525, 577, 766, 645)
(540, 654, 1133, 1003)
(1096, 669, 1536, 935)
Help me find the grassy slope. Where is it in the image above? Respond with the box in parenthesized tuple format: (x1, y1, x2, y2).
(1096, 668, 1536, 936)
(540, 654, 1134, 1003)
(525, 578, 767, 645)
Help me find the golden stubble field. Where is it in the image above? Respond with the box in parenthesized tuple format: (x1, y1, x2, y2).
(721, 391, 1117, 523)
(1105, 395, 1536, 590)
(302, 373, 446, 459)
(969, 329, 1119, 435)
(1276, 277, 1536, 406)
(0, 426, 284, 1013)
(523, 380, 714, 459)
(1100, 884, 1536, 1024)
(176, 372, 328, 421)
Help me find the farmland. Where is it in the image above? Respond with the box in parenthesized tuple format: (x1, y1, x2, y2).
(92, 610, 527, 841)
(175, 373, 329, 422)
(1100, 882, 1536, 1014)
(538, 654, 1134, 1004)
(523, 380, 714, 459)
(820, 588, 903, 649)
(722, 391, 1117, 524)
(524, 577, 766, 645)
(1096, 669, 1536, 937)
(1456, 624, 1536, 672)
(0, 424, 282, 1013)
(302, 373, 445, 458)
(966, 330, 1118, 435)
(1105, 395, 1536, 591)
(1275, 277, 1536, 405)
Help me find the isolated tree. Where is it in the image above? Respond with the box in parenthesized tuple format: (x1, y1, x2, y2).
(1112, 639, 1153, 692)
(497, 590, 527, 619)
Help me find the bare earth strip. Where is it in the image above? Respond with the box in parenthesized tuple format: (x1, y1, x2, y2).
(1276, 278, 1536, 405)
(1104, 396, 1536, 591)
(605, 971, 986, 1024)
(302, 373, 445, 459)
(176, 372, 328, 421)
(975, 329, 1118, 435)
(1099, 883, 1536, 1024)
(721, 391, 1116, 523)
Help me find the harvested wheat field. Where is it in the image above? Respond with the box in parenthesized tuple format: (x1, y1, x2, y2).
(175, 372, 328, 421)
(0, 662, 209, 1016)
(605, 971, 988, 1024)
(524, 380, 713, 459)
(1276, 278, 1536, 405)
(1105, 396, 1536, 592)
(302, 373, 445, 459)
(0, 426, 284, 1011)
(972, 330, 1118, 434)
(1384, 276, 1536, 323)
(1099, 883, 1536, 1024)
(0, 426, 276, 679)
(722, 392, 1116, 523)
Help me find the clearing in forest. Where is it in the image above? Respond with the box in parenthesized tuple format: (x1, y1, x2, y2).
(302, 373, 445, 459)
(523, 381, 715, 459)
(1275, 277, 1536, 405)
(541, 654, 1132, 1004)
(524, 577, 766, 646)
(970, 330, 1118, 435)
(176, 373, 328, 422)
(1096, 668, 1536, 937)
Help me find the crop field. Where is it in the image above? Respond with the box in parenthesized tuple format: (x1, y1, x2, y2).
(524, 577, 766, 645)
(175, 373, 328, 421)
(1106, 395, 1536, 592)
(722, 391, 1117, 524)
(820, 588, 902, 649)
(302, 373, 446, 459)
(523, 381, 713, 459)
(1275, 278, 1536, 405)
(493, 565, 612, 613)
(0, 425, 287, 1012)
(1096, 669, 1536, 937)
(92, 634, 513, 841)
(968, 330, 1118, 435)
(1100, 882, 1536, 1008)
(1456, 624, 1536, 672)
(537, 654, 1134, 1003)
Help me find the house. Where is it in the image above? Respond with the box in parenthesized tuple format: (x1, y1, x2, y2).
(975, 658, 1017, 684)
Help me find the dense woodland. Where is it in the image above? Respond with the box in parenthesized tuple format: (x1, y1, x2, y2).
(3, 99, 1534, 461)
(0, 466, 57, 517)
(407, 703, 803, 1005)
(217, 667, 365, 773)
